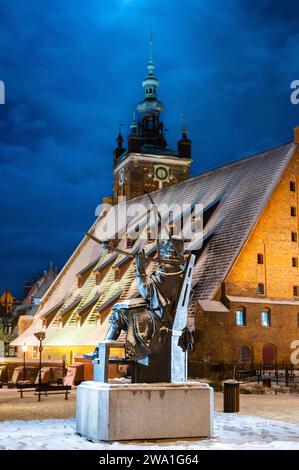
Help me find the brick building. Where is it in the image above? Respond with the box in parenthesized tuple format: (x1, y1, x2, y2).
(0, 289, 14, 315)
(11, 47, 299, 375)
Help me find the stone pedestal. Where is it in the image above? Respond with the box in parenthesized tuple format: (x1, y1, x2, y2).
(76, 381, 214, 442)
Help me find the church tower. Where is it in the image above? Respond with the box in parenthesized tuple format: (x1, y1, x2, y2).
(113, 37, 192, 202)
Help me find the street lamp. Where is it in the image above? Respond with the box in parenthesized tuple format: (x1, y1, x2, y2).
(34, 331, 46, 402)
(22, 343, 28, 381)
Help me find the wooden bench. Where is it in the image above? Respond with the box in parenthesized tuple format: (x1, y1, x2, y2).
(17, 382, 71, 400)
(34, 383, 71, 400)
(16, 382, 37, 398)
(235, 369, 258, 381)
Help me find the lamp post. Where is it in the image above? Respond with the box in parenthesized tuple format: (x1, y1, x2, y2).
(22, 343, 28, 381)
(34, 331, 46, 402)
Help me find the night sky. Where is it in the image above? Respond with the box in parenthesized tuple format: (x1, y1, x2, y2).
(0, 0, 299, 298)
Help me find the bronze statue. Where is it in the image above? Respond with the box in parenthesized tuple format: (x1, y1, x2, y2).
(84, 192, 194, 380)
(106, 238, 185, 361)
(84, 238, 188, 362)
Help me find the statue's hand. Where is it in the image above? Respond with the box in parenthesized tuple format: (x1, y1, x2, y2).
(136, 249, 147, 273)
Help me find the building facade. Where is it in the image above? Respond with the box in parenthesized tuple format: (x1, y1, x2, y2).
(10, 49, 299, 376)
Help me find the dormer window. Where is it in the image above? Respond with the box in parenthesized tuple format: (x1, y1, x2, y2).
(76, 255, 102, 288)
(114, 267, 121, 282)
(77, 274, 84, 288)
(75, 315, 81, 328)
(95, 272, 101, 285)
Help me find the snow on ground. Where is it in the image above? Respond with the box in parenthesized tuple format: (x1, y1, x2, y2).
(0, 413, 298, 450)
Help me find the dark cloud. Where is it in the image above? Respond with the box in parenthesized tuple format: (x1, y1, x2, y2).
(0, 0, 299, 297)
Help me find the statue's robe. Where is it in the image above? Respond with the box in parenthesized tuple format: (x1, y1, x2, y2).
(109, 264, 184, 361)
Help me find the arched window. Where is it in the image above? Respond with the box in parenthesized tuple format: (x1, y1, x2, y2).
(257, 283, 265, 295)
(235, 307, 246, 326)
(261, 308, 271, 327)
(238, 346, 251, 364)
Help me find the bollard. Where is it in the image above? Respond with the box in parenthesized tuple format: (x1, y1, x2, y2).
(223, 380, 240, 413)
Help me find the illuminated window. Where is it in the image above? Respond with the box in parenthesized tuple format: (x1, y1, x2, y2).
(293, 286, 299, 297)
(235, 309, 246, 326)
(261, 310, 271, 327)
(292, 231, 297, 242)
(291, 206, 297, 217)
(257, 283, 264, 295)
(290, 181, 296, 192)
(95, 272, 101, 285)
(77, 275, 83, 288)
(257, 253, 264, 264)
(292, 257, 298, 267)
(114, 268, 121, 282)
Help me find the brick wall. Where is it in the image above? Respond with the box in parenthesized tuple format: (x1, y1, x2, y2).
(190, 137, 299, 371)
(226, 143, 299, 300)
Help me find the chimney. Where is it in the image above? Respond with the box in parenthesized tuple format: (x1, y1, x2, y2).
(294, 126, 299, 145)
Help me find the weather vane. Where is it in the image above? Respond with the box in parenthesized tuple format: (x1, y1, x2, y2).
(149, 27, 156, 60)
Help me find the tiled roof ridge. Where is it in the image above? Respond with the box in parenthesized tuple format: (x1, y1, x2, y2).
(124, 141, 294, 205)
(190, 141, 294, 181)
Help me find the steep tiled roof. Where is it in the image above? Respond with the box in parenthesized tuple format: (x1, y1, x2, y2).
(22, 268, 58, 306)
(11, 142, 295, 347)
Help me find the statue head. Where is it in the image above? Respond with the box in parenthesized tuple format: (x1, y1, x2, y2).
(160, 238, 184, 262)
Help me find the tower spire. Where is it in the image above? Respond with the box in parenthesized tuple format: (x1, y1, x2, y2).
(147, 28, 155, 77)
(113, 123, 125, 162)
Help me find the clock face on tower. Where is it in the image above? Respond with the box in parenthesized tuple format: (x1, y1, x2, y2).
(155, 165, 169, 181)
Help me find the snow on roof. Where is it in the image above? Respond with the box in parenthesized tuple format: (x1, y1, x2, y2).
(227, 295, 299, 305)
(198, 300, 229, 312)
(12, 142, 295, 346)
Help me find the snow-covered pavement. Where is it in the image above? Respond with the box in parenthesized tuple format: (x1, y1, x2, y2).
(0, 413, 298, 450)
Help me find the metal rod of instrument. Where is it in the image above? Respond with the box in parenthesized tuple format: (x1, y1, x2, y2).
(86, 231, 184, 266)
(147, 193, 161, 262)
(86, 232, 136, 258)
(147, 193, 184, 262)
